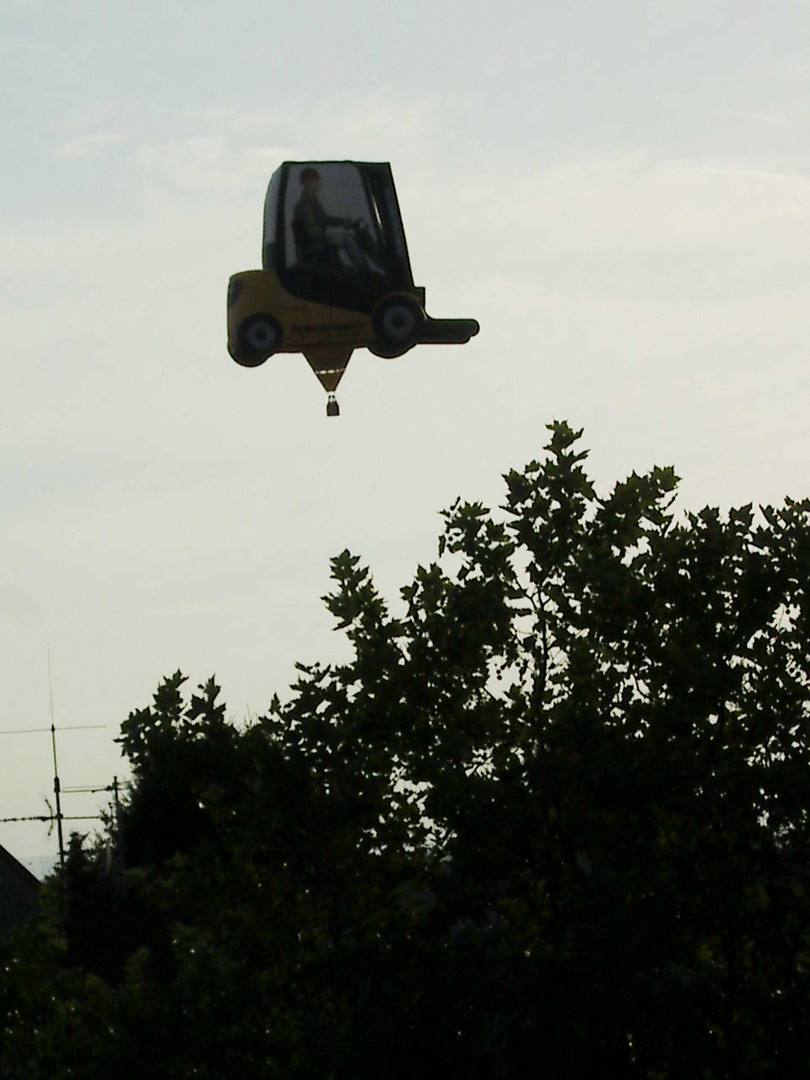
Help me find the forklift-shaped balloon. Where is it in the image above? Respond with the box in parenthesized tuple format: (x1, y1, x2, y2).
(227, 161, 479, 416)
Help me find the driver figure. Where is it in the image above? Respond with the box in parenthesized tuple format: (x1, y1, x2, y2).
(292, 167, 370, 275)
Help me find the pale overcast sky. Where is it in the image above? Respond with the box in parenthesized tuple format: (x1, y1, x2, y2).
(2, 1, 809, 870)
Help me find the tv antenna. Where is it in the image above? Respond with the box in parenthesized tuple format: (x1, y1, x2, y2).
(0, 646, 109, 871)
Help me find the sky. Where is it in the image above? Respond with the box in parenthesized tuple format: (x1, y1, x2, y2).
(2, 1, 809, 874)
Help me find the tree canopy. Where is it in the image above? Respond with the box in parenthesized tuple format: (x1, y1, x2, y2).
(2, 422, 809, 1078)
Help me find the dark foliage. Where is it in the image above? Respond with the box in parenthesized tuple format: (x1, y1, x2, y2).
(2, 422, 809, 1078)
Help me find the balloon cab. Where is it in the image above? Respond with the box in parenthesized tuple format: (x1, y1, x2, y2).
(227, 161, 479, 416)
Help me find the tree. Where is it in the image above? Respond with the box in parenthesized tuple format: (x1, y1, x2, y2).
(259, 421, 810, 1076)
(2, 421, 809, 1078)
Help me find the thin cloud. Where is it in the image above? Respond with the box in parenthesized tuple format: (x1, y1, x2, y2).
(53, 130, 131, 161)
(720, 108, 804, 131)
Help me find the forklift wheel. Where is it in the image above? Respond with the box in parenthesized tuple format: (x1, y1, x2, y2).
(235, 315, 281, 366)
(372, 296, 424, 348)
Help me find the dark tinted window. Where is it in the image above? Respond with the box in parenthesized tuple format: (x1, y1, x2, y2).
(280, 163, 391, 312)
(262, 167, 283, 269)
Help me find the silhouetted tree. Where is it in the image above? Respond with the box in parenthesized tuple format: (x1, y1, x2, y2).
(2, 422, 809, 1079)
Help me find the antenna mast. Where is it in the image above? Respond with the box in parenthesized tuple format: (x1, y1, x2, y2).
(47, 646, 66, 872)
